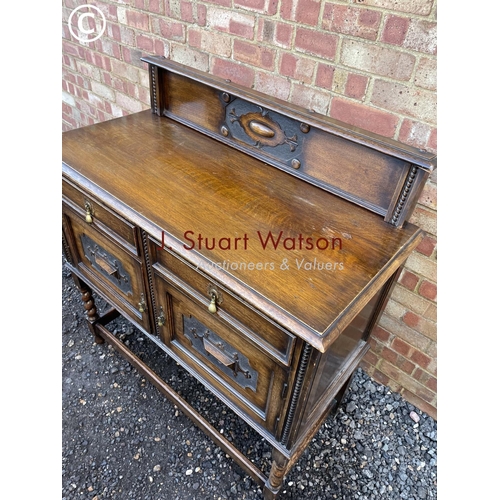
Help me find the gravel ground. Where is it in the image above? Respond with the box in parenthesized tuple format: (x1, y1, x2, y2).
(62, 262, 437, 499)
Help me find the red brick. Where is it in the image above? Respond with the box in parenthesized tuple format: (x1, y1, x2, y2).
(62, 41, 86, 60)
(127, 10, 149, 31)
(361, 349, 378, 367)
(323, 4, 381, 41)
(415, 236, 436, 259)
(316, 64, 334, 90)
(398, 269, 419, 291)
(400, 358, 416, 375)
(154, 39, 166, 57)
(276, 23, 293, 47)
(122, 47, 146, 67)
(106, 22, 122, 42)
(381, 347, 398, 365)
(94, 1, 118, 22)
(234, 39, 275, 70)
(330, 98, 398, 138)
(296, 0, 322, 26)
(403, 311, 419, 329)
(76, 100, 97, 118)
(62, 102, 73, 116)
(149, 0, 162, 14)
(372, 325, 391, 343)
(281, 0, 321, 26)
(188, 29, 202, 49)
(419, 280, 437, 301)
(410, 349, 432, 370)
(211, 58, 255, 87)
(382, 15, 410, 45)
(84, 51, 112, 71)
(425, 375, 437, 392)
(391, 337, 412, 357)
(359, 9, 380, 27)
(280, 0, 293, 19)
(138, 85, 150, 105)
(159, 20, 185, 41)
(295, 27, 338, 59)
(279, 53, 316, 84)
(345, 73, 368, 100)
(136, 34, 154, 52)
(180, 1, 194, 22)
(197, 4, 207, 26)
(229, 20, 255, 39)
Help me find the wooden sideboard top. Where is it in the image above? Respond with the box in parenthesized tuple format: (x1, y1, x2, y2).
(62, 110, 423, 352)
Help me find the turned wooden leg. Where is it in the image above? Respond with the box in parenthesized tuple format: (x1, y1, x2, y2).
(73, 276, 103, 344)
(263, 448, 288, 500)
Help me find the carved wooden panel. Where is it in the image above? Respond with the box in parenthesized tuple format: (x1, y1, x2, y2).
(221, 95, 309, 171)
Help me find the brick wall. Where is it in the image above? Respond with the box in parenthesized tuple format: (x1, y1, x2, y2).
(62, 0, 437, 419)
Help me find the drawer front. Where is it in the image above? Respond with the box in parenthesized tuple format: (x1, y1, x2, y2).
(63, 179, 138, 253)
(154, 272, 288, 433)
(63, 204, 150, 331)
(153, 245, 295, 365)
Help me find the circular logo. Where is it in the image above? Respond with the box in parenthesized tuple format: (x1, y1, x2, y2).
(68, 5, 107, 43)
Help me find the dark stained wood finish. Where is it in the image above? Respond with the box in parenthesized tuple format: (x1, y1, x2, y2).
(152, 243, 295, 365)
(62, 110, 423, 352)
(143, 56, 435, 222)
(62, 58, 437, 499)
(153, 270, 290, 435)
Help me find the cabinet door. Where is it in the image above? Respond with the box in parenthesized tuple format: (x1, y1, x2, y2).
(63, 203, 150, 332)
(153, 268, 289, 436)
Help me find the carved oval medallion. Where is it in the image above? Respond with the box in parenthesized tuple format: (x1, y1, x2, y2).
(237, 111, 286, 148)
(248, 120, 275, 138)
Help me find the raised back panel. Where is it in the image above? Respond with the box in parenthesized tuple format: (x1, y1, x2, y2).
(144, 56, 436, 226)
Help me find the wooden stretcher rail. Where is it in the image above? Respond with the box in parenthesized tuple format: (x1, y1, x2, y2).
(94, 320, 269, 488)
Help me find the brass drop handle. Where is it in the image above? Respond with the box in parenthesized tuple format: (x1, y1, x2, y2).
(85, 201, 94, 224)
(207, 286, 222, 314)
(157, 306, 165, 327)
(208, 293, 217, 314)
(138, 294, 146, 313)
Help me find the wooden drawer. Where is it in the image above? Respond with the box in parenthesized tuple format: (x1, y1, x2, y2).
(153, 272, 288, 434)
(63, 204, 150, 331)
(153, 245, 295, 365)
(62, 178, 138, 254)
